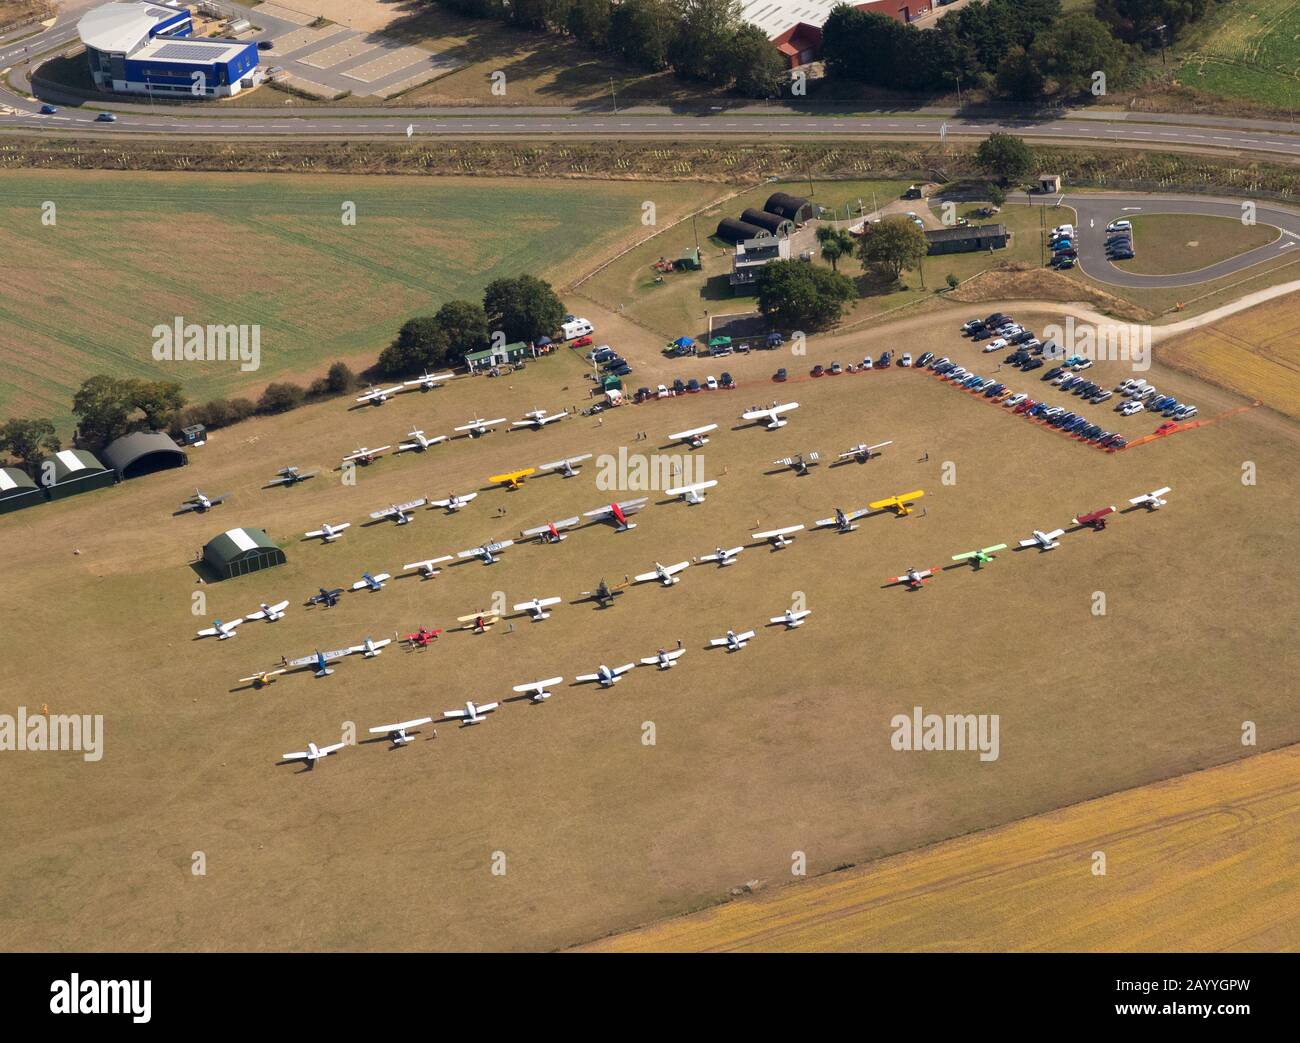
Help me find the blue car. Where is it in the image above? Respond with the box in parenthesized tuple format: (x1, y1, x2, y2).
(1066, 417, 1089, 434)
(962, 375, 983, 388)
(40, 103, 58, 115)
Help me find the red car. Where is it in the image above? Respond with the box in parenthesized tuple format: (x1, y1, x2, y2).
(1013, 399, 1037, 414)
(573, 336, 593, 348)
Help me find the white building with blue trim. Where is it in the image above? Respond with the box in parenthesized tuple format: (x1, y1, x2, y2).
(78, 2, 262, 98)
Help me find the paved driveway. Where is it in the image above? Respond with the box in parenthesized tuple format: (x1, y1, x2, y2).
(1018, 193, 1300, 289)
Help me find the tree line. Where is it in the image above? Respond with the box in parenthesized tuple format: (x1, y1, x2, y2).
(823, 0, 1212, 102)
(435, 0, 788, 98)
(0, 275, 569, 475)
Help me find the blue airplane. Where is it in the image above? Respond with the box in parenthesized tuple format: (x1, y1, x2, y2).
(351, 571, 391, 592)
(288, 648, 351, 678)
(308, 586, 344, 607)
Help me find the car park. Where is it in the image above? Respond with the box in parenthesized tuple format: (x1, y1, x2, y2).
(1005, 392, 1027, 407)
(705, 375, 719, 391)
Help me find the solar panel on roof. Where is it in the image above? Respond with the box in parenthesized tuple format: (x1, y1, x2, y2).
(149, 42, 222, 60)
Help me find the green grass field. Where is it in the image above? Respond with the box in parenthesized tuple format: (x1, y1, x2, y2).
(1176, 0, 1300, 108)
(1113, 213, 1278, 275)
(0, 171, 719, 430)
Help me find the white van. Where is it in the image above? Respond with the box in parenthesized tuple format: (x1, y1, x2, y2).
(1106, 219, 1132, 233)
(561, 318, 594, 341)
(1051, 224, 1074, 238)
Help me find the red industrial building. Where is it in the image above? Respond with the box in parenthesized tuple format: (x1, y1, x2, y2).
(757, 0, 932, 70)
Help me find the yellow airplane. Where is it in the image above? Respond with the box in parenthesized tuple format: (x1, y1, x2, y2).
(457, 611, 501, 631)
(239, 669, 286, 689)
(489, 467, 536, 491)
(869, 489, 925, 516)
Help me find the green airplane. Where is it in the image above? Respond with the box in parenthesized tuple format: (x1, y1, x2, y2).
(951, 544, 1008, 570)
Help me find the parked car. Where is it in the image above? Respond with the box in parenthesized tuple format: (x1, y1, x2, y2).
(860, 357, 873, 370)
(899, 353, 912, 367)
(878, 351, 892, 368)
(1091, 390, 1112, 404)
(671, 378, 686, 394)
(719, 372, 735, 388)
(829, 361, 843, 375)
(773, 368, 788, 382)
(686, 378, 700, 393)
(929, 356, 950, 370)
(1174, 405, 1198, 420)
(1044, 366, 1065, 381)
(985, 338, 1008, 352)
(961, 319, 984, 334)
(1005, 393, 1028, 408)
(706, 375, 719, 391)
(1013, 398, 1036, 413)
(984, 382, 1006, 397)
(916, 352, 935, 368)
(572, 335, 593, 348)
(1023, 358, 1044, 371)
(810, 364, 825, 378)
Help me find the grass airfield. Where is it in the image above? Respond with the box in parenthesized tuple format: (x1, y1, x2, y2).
(0, 308, 1297, 951)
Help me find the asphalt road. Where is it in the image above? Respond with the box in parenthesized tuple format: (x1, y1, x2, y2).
(3, 14, 1300, 160)
(1019, 194, 1300, 288)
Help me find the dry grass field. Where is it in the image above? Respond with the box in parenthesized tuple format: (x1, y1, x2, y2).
(578, 744, 1300, 952)
(1159, 292, 1300, 420)
(1, 299, 1296, 952)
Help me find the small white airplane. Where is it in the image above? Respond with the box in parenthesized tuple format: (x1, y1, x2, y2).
(196, 617, 243, 640)
(584, 498, 648, 532)
(575, 663, 636, 688)
(443, 700, 499, 726)
(514, 595, 562, 621)
(770, 608, 812, 629)
(351, 571, 392, 591)
(458, 539, 514, 565)
(815, 507, 871, 533)
(304, 522, 350, 543)
(282, 740, 345, 769)
(349, 636, 392, 658)
(520, 516, 581, 544)
(356, 384, 404, 406)
(710, 628, 756, 652)
(177, 489, 229, 514)
(635, 561, 690, 587)
(430, 491, 478, 513)
(246, 600, 289, 623)
(455, 417, 507, 438)
(838, 441, 893, 463)
(404, 555, 453, 579)
(342, 446, 391, 465)
(539, 454, 593, 478)
(700, 545, 744, 567)
(753, 524, 804, 549)
(403, 371, 454, 391)
(369, 717, 433, 745)
(664, 480, 717, 505)
(743, 402, 799, 430)
(513, 410, 566, 430)
(640, 648, 686, 670)
(668, 423, 718, 448)
(1129, 486, 1172, 510)
(398, 430, 449, 453)
(773, 452, 820, 476)
(1019, 528, 1066, 551)
(369, 498, 427, 525)
(287, 647, 353, 678)
(513, 677, 564, 703)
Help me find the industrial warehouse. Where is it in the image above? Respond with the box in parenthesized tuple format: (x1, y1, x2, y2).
(78, 1, 262, 98)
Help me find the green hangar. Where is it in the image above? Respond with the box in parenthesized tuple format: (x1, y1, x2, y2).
(43, 449, 117, 500)
(0, 466, 45, 515)
(102, 430, 188, 479)
(203, 527, 286, 580)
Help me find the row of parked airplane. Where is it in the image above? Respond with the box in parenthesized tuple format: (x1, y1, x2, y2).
(278, 611, 813, 767)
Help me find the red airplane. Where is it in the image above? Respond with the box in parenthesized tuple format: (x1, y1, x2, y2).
(403, 627, 442, 648)
(885, 566, 939, 591)
(1072, 506, 1116, 531)
(582, 498, 648, 532)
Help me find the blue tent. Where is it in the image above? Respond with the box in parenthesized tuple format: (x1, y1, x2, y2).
(673, 336, 694, 348)
(535, 336, 553, 346)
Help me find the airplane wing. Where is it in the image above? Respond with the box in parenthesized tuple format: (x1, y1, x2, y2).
(754, 524, 804, 540)
(1018, 538, 1039, 548)
(663, 561, 690, 577)
(176, 502, 201, 514)
(1152, 486, 1172, 497)
(460, 492, 479, 503)
(665, 480, 718, 498)
(369, 717, 433, 734)
(845, 508, 872, 523)
(443, 709, 469, 718)
(633, 570, 660, 584)
(351, 578, 373, 590)
(477, 702, 499, 714)
(583, 504, 614, 519)
(1045, 529, 1065, 541)
(537, 597, 562, 608)
(670, 424, 718, 441)
(370, 573, 391, 584)
(521, 516, 581, 538)
(540, 454, 593, 472)
(708, 637, 731, 647)
(702, 546, 744, 562)
(612, 662, 636, 675)
(404, 556, 452, 573)
(741, 408, 774, 421)
(736, 630, 756, 642)
(513, 677, 564, 693)
(368, 506, 397, 520)
(619, 498, 649, 513)
(317, 742, 346, 756)
(867, 441, 893, 453)
(575, 672, 602, 684)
